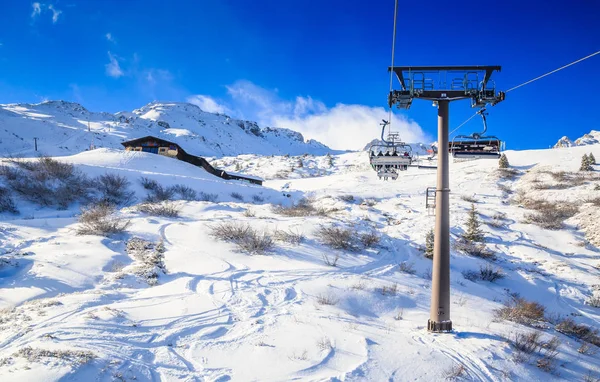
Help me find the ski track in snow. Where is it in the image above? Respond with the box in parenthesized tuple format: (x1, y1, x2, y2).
(0, 144, 600, 381)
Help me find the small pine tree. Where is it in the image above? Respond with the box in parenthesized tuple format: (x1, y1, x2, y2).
(326, 153, 333, 167)
(498, 153, 509, 169)
(589, 152, 596, 165)
(462, 204, 484, 243)
(425, 229, 434, 259)
(297, 158, 304, 168)
(580, 154, 592, 172)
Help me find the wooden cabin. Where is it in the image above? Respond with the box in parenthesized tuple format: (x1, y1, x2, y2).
(121, 136, 263, 186)
(121, 136, 180, 158)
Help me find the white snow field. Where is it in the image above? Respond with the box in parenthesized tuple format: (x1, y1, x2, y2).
(0, 140, 600, 381)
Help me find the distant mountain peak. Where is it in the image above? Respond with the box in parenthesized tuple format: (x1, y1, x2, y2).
(554, 130, 599, 148)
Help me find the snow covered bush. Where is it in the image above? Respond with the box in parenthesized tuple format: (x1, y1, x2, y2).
(316, 293, 339, 305)
(144, 183, 175, 202)
(13, 346, 96, 365)
(137, 201, 180, 217)
(461, 195, 478, 203)
(77, 203, 131, 236)
(273, 198, 329, 217)
(198, 192, 218, 202)
(499, 153, 509, 169)
(126, 237, 166, 285)
(497, 167, 519, 180)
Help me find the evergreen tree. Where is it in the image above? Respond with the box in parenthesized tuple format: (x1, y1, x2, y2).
(498, 153, 509, 169)
(297, 158, 304, 168)
(462, 204, 484, 243)
(589, 152, 596, 165)
(326, 153, 333, 167)
(580, 154, 592, 172)
(425, 229, 434, 259)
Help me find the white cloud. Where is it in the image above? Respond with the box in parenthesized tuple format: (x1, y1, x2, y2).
(31, 2, 42, 18)
(31, 3, 61, 23)
(48, 4, 61, 23)
(187, 95, 230, 115)
(105, 52, 124, 78)
(105, 33, 114, 42)
(225, 80, 428, 150)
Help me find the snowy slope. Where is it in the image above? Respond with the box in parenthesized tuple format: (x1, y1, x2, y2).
(0, 143, 600, 381)
(0, 100, 334, 158)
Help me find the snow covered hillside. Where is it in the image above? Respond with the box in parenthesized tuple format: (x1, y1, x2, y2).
(554, 130, 600, 148)
(0, 142, 600, 381)
(0, 100, 334, 158)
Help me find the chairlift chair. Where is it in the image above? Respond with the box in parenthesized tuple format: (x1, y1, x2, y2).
(369, 120, 413, 180)
(449, 108, 502, 159)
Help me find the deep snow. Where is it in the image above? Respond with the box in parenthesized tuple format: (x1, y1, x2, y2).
(0, 142, 599, 381)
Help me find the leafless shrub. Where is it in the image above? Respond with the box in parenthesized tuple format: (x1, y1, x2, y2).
(453, 240, 495, 259)
(140, 177, 159, 190)
(322, 253, 340, 267)
(14, 346, 96, 365)
(394, 309, 404, 320)
(209, 222, 273, 255)
(442, 363, 466, 380)
(523, 201, 579, 230)
(273, 229, 304, 245)
(77, 203, 131, 236)
(171, 184, 197, 201)
(210, 222, 251, 242)
(95, 173, 134, 205)
(243, 208, 256, 217)
(422, 267, 432, 280)
(586, 295, 600, 308)
(137, 201, 180, 217)
(379, 283, 398, 296)
(488, 212, 508, 228)
(316, 293, 339, 305)
(359, 230, 380, 248)
(199, 191, 218, 202)
(478, 264, 505, 282)
(584, 196, 600, 207)
(398, 261, 416, 275)
(37, 156, 76, 180)
(583, 372, 600, 382)
(315, 225, 357, 251)
(461, 195, 478, 203)
(273, 198, 317, 217)
(595, 184, 600, 191)
(462, 270, 479, 282)
(237, 231, 274, 255)
(145, 184, 175, 203)
(497, 168, 519, 180)
(0, 187, 18, 214)
(555, 318, 600, 346)
(316, 337, 333, 351)
(537, 336, 560, 373)
(578, 342, 595, 355)
(513, 331, 542, 354)
(339, 195, 355, 203)
(252, 194, 264, 203)
(230, 192, 244, 201)
(494, 295, 545, 325)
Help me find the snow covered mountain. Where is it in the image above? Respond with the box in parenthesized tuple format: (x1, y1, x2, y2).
(0, 100, 334, 158)
(554, 130, 600, 148)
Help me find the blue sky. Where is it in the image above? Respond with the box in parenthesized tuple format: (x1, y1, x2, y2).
(0, 0, 598, 150)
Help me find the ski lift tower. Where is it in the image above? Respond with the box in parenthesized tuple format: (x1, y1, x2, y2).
(388, 66, 505, 332)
